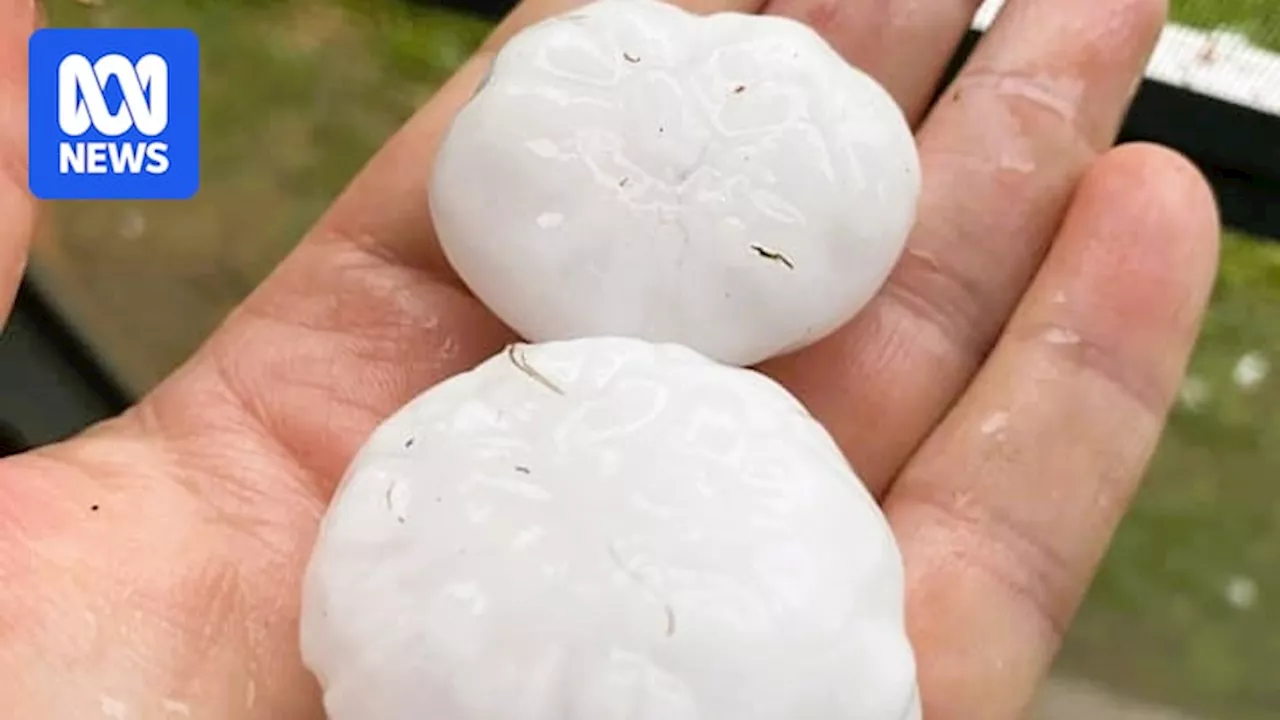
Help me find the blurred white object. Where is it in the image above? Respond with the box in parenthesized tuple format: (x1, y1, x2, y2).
(1232, 351, 1269, 390)
(430, 0, 920, 367)
(1149, 27, 1280, 117)
(301, 337, 919, 720)
(975, 0, 1280, 117)
(1224, 574, 1259, 611)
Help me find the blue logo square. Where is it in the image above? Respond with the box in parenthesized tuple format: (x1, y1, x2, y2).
(29, 28, 200, 200)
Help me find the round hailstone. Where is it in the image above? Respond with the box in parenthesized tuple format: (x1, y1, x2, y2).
(429, 0, 921, 367)
(301, 336, 920, 720)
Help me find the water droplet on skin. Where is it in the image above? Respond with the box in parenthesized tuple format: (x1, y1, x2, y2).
(100, 696, 127, 719)
(1043, 327, 1080, 345)
(905, 248, 940, 273)
(997, 152, 1035, 173)
(980, 411, 1009, 437)
(439, 335, 459, 360)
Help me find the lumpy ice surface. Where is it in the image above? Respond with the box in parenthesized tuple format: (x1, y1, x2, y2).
(301, 337, 920, 720)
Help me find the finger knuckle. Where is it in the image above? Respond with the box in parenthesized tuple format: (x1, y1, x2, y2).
(899, 482, 1079, 643)
(1109, 0, 1170, 49)
(879, 245, 997, 366)
(1021, 320, 1172, 418)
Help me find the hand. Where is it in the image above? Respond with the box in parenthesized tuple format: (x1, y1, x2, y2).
(0, 0, 1219, 717)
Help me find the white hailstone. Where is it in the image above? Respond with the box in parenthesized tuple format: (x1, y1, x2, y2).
(429, 0, 921, 367)
(301, 336, 920, 720)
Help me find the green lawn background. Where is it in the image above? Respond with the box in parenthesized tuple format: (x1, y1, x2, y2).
(40, 1, 1280, 717)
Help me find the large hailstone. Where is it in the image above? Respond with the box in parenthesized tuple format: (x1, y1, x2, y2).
(301, 337, 920, 720)
(430, 0, 921, 367)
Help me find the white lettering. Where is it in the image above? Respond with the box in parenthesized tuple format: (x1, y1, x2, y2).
(107, 141, 145, 173)
(144, 142, 170, 174)
(86, 143, 109, 173)
(59, 141, 171, 175)
(59, 142, 84, 174)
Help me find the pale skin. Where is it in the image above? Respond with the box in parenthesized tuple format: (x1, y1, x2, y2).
(0, 0, 1220, 717)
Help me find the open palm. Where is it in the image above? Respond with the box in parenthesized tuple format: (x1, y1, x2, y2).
(0, 0, 1219, 717)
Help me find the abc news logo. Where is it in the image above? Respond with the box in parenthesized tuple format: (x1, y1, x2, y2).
(58, 53, 170, 176)
(29, 29, 199, 200)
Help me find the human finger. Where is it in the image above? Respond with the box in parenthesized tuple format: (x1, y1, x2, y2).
(760, 0, 1169, 495)
(885, 144, 1219, 718)
(0, 0, 39, 325)
(763, 0, 982, 124)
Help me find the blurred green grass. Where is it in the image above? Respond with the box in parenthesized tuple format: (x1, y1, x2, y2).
(39, 0, 1280, 717)
(1173, 0, 1280, 50)
(1058, 232, 1280, 718)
